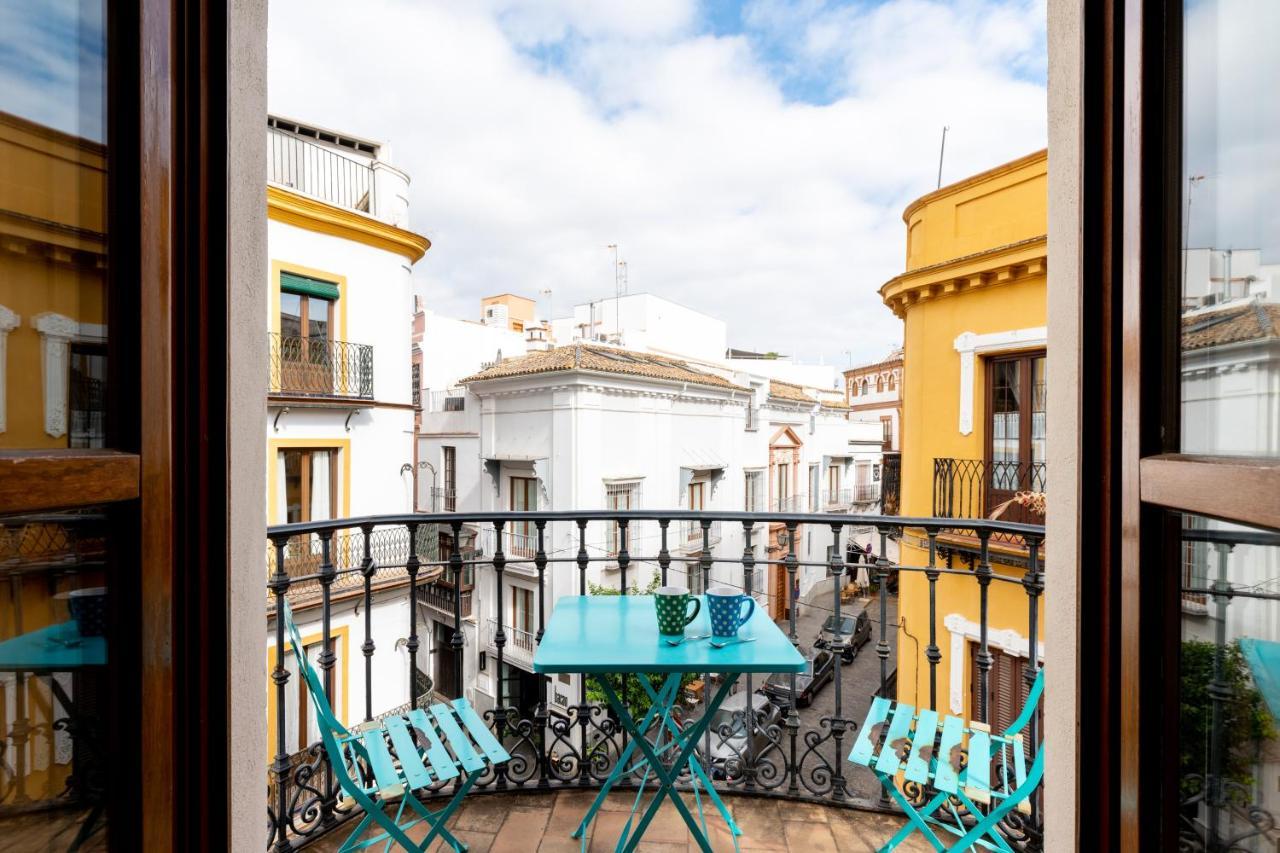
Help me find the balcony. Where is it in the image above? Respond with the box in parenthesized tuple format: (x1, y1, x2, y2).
(268, 332, 374, 400)
(933, 457, 1046, 550)
(417, 578, 472, 619)
(268, 125, 376, 214)
(486, 617, 536, 668)
(266, 509, 1046, 852)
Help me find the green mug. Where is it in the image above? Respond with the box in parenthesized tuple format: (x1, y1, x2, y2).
(654, 586, 701, 636)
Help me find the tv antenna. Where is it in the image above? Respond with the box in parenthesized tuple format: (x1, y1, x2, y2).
(936, 126, 949, 189)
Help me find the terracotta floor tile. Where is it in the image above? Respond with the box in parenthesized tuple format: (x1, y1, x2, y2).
(492, 807, 552, 853)
(781, 820, 839, 853)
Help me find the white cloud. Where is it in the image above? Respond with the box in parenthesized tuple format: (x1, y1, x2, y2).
(268, 0, 1047, 366)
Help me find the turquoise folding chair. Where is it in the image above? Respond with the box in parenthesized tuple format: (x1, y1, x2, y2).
(280, 599, 509, 852)
(848, 668, 1044, 852)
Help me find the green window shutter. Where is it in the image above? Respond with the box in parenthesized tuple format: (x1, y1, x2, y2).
(280, 271, 340, 300)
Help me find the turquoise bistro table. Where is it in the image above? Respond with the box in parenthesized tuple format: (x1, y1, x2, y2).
(534, 595, 805, 853)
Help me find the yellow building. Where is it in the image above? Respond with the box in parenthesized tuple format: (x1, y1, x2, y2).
(880, 150, 1047, 729)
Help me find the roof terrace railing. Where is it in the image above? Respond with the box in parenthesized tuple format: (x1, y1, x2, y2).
(268, 126, 376, 214)
(265, 510, 1045, 851)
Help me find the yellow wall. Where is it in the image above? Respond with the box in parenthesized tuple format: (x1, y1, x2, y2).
(884, 150, 1048, 721)
(0, 111, 107, 450)
(480, 293, 536, 330)
(265, 623, 350, 762)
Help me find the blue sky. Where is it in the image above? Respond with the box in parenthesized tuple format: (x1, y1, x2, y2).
(0, 1, 107, 142)
(263, 0, 1049, 367)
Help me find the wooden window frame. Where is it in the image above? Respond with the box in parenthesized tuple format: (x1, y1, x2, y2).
(1078, 0, 1280, 848)
(442, 446, 456, 512)
(281, 448, 339, 524)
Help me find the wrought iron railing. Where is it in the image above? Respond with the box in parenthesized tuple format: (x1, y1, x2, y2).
(1177, 526, 1280, 852)
(822, 488, 853, 508)
(268, 333, 374, 399)
(417, 579, 472, 619)
(881, 453, 901, 515)
(933, 458, 1046, 547)
(265, 510, 1045, 851)
(268, 127, 376, 213)
(427, 486, 456, 513)
(487, 618, 537, 667)
(426, 389, 466, 412)
(852, 483, 881, 504)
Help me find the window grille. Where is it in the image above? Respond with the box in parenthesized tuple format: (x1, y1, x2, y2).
(605, 481, 641, 555)
(744, 471, 765, 512)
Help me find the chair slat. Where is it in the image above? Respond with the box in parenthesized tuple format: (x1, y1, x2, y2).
(849, 697, 891, 766)
(964, 724, 992, 805)
(408, 708, 459, 781)
(452, 698, 510, 764)
(933, 715, 965, 794)
(904, 709, 938, 785)
(385, 715, 433, 789)
(431, 703, 486, 773)
(1011, 734, 1031, 815)
(874, 702, 917, 775)
(361, 729, 405, 796)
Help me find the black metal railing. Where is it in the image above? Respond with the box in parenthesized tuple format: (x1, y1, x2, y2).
(418, 579, 472, 619)
(265, 510, 1045, 852)
(933, 458, 1046, 528)
(268, 127, 376, 213)
(881, 453, 901, 515)
(1177, 526, 1280, 852)
(268, 333, 374, 400)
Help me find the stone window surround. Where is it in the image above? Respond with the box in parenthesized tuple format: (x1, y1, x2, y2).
(944, 612, 1045, 715)
(952, 326, 1048, 436)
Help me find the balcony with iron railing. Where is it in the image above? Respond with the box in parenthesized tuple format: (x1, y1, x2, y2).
(268, 333, 374, 400)
(932, 457, 1046, 550)
(265, 509, 1047, 852)
(821, 488, 853, 509)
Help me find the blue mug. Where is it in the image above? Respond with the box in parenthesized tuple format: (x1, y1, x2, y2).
(706, 585, 754, 638)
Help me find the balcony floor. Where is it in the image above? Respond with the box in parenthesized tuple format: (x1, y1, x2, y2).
(304, 790, 936, 852)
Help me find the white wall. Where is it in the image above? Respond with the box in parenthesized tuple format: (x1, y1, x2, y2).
(419, 310, 526, 394)
(727, 357, 840, 391)
(556, 294, 727, 364)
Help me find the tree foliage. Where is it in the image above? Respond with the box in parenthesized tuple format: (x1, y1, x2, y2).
(1179, 639, 1276, 802)
(585, 576, 698, 721)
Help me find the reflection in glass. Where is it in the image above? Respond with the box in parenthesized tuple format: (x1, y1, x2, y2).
(1180, 0, 1280, 457)
(1178, 513, 1280, 850)
(0, 510, 109, 846)
(0, 1, 109, 451)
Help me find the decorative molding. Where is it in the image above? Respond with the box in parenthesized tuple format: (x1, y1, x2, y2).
(266, 185, 431, 262)
(944, 613, 1045, 715)
(0, 305, 19, 433)
(952, 326, 1047, 435)
(33, 311, 77, 438)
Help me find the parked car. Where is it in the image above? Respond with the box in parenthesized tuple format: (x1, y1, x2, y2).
(691, 692, 783, 780)
(813, 607, 872, 664)
(759, 645, 835, 709)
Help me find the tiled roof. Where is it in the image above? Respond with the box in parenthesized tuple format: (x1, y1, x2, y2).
(460, 344, 748, 390)
(1182, 302, 1280, 351)
(767, 380, 852, 410)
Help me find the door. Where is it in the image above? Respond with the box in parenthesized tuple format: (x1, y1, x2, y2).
(984, 351, 1046, 522)
(279, 290, 335, 394)
(0, 2, 235, 846)
(509, 476, 537, 557)
(432, 620, 458, 700)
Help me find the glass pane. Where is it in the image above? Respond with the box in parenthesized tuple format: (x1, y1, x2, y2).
(0, 508, 112, 846)
(0, 1, 109, 450)
(1176, 513, 1280, 847)
(1179, 0, 1280, 457)
(1031, 356, 1047, 471)
(306, 296, 330, 341)
(283, 450, 302, 524)
(991, 360, 1021, 489)
(279, 292, 302, 339)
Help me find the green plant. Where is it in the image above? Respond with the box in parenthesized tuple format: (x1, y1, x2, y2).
(586, 576, 698, 720)
(1179, 639, 1276, 802)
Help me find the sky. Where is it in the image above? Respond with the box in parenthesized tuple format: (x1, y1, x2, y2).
(267, 0, 1049, 367)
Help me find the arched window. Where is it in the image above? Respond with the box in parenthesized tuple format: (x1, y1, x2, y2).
(888, 372, 897, 391)
(860, 379, 868, 396)
(850, 380, 858, 397)
(876, 375, 885, 393)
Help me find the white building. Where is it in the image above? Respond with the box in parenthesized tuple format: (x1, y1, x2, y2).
(548, 293, 727, 365)
(842, 349, 903, 454)
(263, 115, 432, 748)
(725, 349, 841, 392)
(439, 343, 881, 718)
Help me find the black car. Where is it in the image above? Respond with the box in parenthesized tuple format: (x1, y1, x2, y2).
(813, 608, 872, 664)
(759, 645, 835, 709)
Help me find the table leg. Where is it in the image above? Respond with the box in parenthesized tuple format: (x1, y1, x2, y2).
(571, 673, 683, 841)
(598, 676, 739, 853)
(634, 674, 740, 837)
